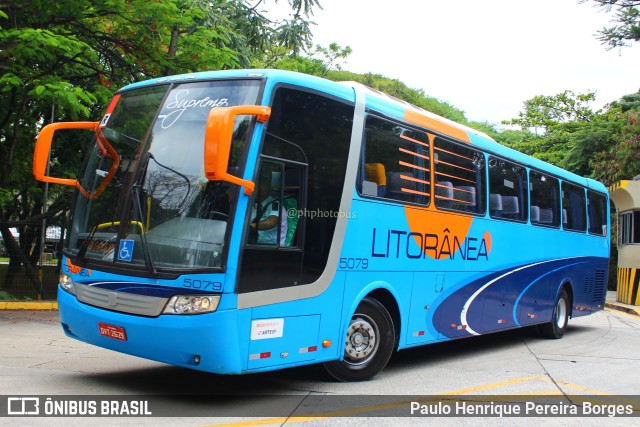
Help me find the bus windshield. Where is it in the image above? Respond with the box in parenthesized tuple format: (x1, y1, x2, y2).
(66, 79, 262, 272)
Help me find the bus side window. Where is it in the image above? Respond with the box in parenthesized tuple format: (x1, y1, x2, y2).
(488, 156, 528, 222)
(247, 160, 304, 248)
(282, 164, 304, 247)
(561, 182, 586, 232)
(530, 171, 560, 228)
(248, 161, 286, 247)
(587, 191, 608, 236)
(359, 115, 430, 206)
(433, 137, 485, 214)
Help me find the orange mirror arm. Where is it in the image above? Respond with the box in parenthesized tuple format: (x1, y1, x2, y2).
(204, 106, 271, 195)
(33, 121, 120, 200)
(33, 121, 99, 186)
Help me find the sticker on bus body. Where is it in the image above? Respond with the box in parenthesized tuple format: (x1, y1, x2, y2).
(250, 318, 284, 340)
(98, 322, 127, 341)
(117, 239, 134, 262)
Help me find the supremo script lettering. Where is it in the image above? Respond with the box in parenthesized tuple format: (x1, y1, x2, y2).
(371, 227, 489, 261)
(159, 89, 229, 128)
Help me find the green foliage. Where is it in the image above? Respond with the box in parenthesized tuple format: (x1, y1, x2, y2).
(582, 0, 640, 49)
(611, 91, 640, 112)
(263, 43, 470, 125)
(590, 106, 640, 185)
(503, 90, 597, 133)
(0, 0, 322, 291)
(313, 43, 352, 75)
(0, 290, 17, 301)
(326, 71, 469, 123)
(501, 90, 597, 171)
(502, 87, 640, 186)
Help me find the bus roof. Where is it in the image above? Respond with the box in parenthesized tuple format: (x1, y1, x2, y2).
(120, 69, 608, 194)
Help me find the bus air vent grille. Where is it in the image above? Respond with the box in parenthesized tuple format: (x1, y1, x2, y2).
(593, 270, 606, 303)
(75, 283, 169, 317)
(583, 277, 594, 295)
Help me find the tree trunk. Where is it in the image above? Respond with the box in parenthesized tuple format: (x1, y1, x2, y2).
(0, 225, 43, 298)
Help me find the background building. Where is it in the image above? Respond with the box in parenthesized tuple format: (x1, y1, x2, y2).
(609, 178, 640, 306)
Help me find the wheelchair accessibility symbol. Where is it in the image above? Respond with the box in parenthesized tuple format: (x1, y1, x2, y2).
(117, 239, 134, 262)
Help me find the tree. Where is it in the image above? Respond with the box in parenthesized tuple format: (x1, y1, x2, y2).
(581, 0, 640, 49)
(501, 91, 599, 167)
(257, 42, 352, 76)
(590, 92, 640, 185)
(325, 70, 470, 123)
(502, 88, 640, 185)
(503, 90, 597, 134)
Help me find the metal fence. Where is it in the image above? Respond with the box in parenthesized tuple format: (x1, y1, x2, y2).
(0, 225, 62, 301)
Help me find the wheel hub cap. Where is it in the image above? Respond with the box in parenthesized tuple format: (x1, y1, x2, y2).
(345, 317, 377, 363)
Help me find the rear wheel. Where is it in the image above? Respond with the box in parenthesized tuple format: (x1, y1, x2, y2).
(539, 288, 569, 339)
(323, 298, 395, 381)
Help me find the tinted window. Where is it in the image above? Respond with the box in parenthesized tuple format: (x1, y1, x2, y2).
(530, 171, 560, 228)
(488, 157, 528, 222)
(239, 87, 354, 293)
(247, 160, 304, 248)
(360, 115, 430, 206)
(562, 182, 586, 232)
(588, 191, 608, 236)
(434, 138, 485, 214)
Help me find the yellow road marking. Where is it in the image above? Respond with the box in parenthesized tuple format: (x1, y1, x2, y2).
(554, 380, 610, 395)
(438, 375, 541, 395)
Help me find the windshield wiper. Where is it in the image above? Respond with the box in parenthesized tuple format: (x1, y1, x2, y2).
(131, 183, 158, 276)
(75, 224, 99, 265)
(148, 153, 191, 208)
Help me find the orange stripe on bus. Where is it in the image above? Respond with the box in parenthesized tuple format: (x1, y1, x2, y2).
(404, 110, 470, 143)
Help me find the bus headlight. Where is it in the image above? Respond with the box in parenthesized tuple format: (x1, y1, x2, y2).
(59, 272, 76, 295)
(163, 295, 220, 314)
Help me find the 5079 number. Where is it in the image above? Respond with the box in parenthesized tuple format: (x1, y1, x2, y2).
(182, 279, 223, 291)
(339, 257, 369, 270)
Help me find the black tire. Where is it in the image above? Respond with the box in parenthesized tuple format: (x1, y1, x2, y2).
(538, 288, 569, 339)
(323, 297, 395, 381)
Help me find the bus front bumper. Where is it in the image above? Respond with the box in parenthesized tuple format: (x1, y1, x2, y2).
(57, 288, 247, 374)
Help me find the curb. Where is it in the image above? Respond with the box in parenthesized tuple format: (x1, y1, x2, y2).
(0, 301, 58, 310)
(605, 301, 640, 316)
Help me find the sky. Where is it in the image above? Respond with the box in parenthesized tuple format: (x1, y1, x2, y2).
(280, 0, 640, 125)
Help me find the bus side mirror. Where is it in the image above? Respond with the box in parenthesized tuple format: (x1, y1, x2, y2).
(33, 121, 119, 200)
(204, 106, 271, 195)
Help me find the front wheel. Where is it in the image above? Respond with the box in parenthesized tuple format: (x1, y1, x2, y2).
(538, 288, 569, 339)
(323, 298, 395, 381)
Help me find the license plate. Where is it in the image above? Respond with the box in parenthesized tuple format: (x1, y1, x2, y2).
(98, 322, 127, 341)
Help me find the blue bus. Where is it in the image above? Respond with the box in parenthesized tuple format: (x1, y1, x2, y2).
(34, 69, 610, 381)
